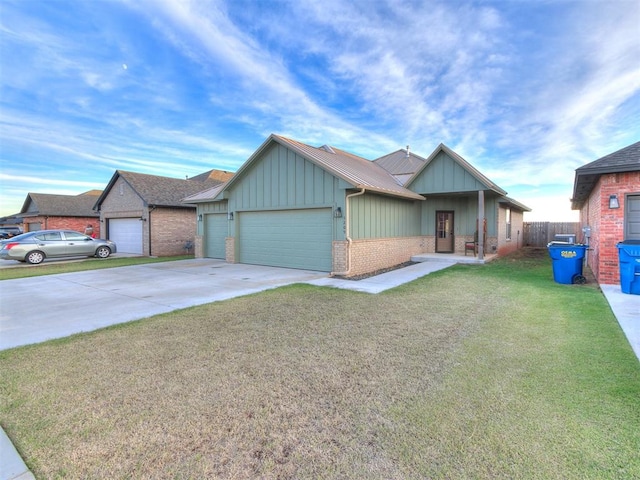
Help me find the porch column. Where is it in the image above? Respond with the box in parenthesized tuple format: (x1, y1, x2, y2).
(478, 190, 485, 260)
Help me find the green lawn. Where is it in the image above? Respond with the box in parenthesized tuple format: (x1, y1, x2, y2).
(0, 255, 193, 281)
(1, 251, 638, 479)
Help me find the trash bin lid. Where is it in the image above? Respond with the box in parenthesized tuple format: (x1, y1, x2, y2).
(617, 239, 640, 245)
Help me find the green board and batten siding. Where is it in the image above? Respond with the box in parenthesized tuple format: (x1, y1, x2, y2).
(227, 143, 344, 271)
(350, 193, 420, 239)
(230, 144, 342, 212)
(420, 196, 499, 236)
(409, 151, 490, 194)
(409, 151, 499, 236)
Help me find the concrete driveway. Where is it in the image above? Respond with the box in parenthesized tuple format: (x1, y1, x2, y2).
(0, 259, 327, 350)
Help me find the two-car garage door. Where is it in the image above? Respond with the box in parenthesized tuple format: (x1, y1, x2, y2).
(238, 209, 332, 272)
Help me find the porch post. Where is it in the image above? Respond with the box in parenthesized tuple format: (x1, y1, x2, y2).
(478, 190, 485, 260)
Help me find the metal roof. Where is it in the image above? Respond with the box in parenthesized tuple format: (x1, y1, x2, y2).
(183, 183, 227, 203)
(213, 134, 425, 201)
(571, 141, 640, 209)
(373, 149, 427, 183)
(273, 136, 425, 200)
(499, 196, 531, 212)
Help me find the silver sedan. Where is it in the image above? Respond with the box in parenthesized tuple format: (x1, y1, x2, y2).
(0, 230, 117, 264)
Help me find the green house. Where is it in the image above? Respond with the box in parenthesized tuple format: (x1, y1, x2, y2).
(184, 134, 530, 276)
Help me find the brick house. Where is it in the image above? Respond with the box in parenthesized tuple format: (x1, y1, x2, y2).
(571, 141, 640, 285)
(17, 191, 102, 236)
(94, 169, 233, 256)
(185, 134, 530, 277)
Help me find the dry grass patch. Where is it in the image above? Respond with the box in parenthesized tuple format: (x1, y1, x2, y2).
(1, 251, 639, 478)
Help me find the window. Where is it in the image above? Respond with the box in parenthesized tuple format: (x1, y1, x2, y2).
(64, 231, 88, 241)
(505, 208, 512, 240)
(35, 232, 62, 241)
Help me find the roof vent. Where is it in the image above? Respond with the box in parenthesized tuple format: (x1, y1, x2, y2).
(321, 145, 336, 154)
(405, 145, 410, 158)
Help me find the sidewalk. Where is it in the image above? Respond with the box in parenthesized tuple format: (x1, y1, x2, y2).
(600, 284, 640, 361)
(0, 428, 34, 480)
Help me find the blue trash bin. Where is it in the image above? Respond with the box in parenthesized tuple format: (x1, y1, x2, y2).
(547, 242, 588, 284)
(617, 241, 640, 295)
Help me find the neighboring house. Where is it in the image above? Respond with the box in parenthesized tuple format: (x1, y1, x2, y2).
(571, 141, 640, 285)
(94, 169, 233, 256)
(184, 134, 530, 276)
(17, 191, 102, 236)
(0, 215, 24, 231)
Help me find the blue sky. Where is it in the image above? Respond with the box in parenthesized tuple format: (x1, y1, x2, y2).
(1, 0, 639, 220)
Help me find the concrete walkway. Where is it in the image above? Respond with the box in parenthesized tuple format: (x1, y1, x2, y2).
(1, 257, 638, 480)
(600, 284, 640, 361)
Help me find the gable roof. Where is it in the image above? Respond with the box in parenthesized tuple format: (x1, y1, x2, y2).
(373, 148, 427, 186)
(94, 170, 226, 210)
(183, 182, 228, 204)
(188, 169, 234, 183)
(405, 143, 507, 195)
(215, 134, 425, 201)
(571, 141, 640, 209)
(21, 192, 103, 217)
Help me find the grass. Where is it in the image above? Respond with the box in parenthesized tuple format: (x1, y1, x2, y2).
(0, 250, 638, 479)
(0, 255, 193, 280)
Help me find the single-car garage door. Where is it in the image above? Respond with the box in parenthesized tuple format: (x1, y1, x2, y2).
(238, 209, 332, 271)
(109, 218, 143, 254)
(204, 213, 227, 259)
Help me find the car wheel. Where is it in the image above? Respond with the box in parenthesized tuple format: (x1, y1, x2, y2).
(26, 251, 45, 264)
(95, 246, 111, 258)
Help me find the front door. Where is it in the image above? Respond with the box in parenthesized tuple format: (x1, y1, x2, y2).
(436, 211, 454, 253)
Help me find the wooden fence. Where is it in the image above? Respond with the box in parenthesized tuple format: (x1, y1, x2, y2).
(523, 222, 581, 247)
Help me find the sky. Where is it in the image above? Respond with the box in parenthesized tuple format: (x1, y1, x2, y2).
(1, 0, 639, 221)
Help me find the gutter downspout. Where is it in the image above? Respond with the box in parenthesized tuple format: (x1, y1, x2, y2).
(331, 188, 366, 277)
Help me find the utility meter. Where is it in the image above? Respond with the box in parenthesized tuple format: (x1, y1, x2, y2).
(582, 226, 591, 238)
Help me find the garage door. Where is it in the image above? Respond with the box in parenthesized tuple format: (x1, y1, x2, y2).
(109, 218, 143, 254)
(238, 209, 332, 271)
(204, 213, 227, 259)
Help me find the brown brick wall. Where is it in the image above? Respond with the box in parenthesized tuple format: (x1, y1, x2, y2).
(496, 208, 524, 256)
(195, 235, 204, 258)
(346, 236, 427, 277)
(23, 216, 101, 237)
(149, 208, 196, 256)
(581, 172, 640, 284)
(332, 241, 348, 273)
(225, 237, 236, 263)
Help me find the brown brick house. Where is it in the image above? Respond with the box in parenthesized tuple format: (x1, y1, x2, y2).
(94, 169, 233, 256)
(18, 191, 102, 236)
(571, 141, 640, 285)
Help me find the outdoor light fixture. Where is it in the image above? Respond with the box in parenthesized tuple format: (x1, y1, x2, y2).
(228, 212, 234, 221)
(609, 194, 620, 209)
(197, 214, 203, 221)
(334, 207, 342, 218)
